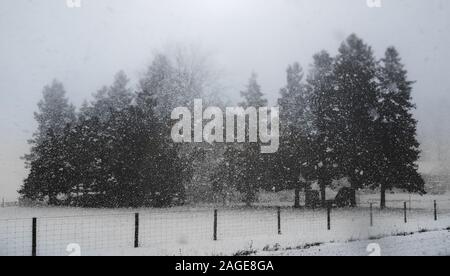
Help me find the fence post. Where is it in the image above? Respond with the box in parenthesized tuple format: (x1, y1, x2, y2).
(404, 202, 407, 224)
(277, 207, 281, 235)
(434, 200, 438, 221)
(32, 218, 37, 256)
(213, 209, 218, 241)
(327, 201, 332, 230)
(134, 213, 139, 248)
(370, 203, 373, 227)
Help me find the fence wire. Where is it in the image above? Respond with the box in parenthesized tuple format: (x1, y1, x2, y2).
(0, 199, 449, 256)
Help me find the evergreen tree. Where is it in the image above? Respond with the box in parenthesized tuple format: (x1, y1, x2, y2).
(20, 128, 73, 205)
(376, 47, 425, 208)
(307, 51, 340, 207)
(275, 63, 315, 208)
(21, 72, 187, 208)
(239, 73, 268, 108)
(21, 80, 76, 204)
(333, 34, 381, 206)
(139, 54, 176, 120)
(211, 145, 240, 205)
(103, 106, 151, 207)
(136, 85, 189, 207)
(24, 80, 76, 165)
(89, 71, 134, 122)
(225, 73, 269, 206)
(63, 112, 109, 207)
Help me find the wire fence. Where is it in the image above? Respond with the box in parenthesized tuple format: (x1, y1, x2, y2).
(1, 199, 450, 256)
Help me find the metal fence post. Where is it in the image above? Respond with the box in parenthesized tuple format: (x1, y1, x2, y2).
(404, 202, 407, 224)
(370, 203, 373, 227)
(277, 207, 281, 235)
(134, 213, 139, 248)
(32, 218, 37, 256)
(434, 200, 438, 221)
(327, 201, 332, 230)
(213, 209, 218, 241)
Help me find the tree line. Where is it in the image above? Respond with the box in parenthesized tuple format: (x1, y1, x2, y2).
(19, 35, 425, 208)
(212, 34, 425, 209)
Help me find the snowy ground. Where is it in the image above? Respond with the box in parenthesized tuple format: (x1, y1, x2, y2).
(1, 193, 449, 256)
(257, 229, 450, 256)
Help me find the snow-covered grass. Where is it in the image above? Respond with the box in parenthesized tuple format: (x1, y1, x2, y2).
(256, 229, 450, 256)
(1, 193, 449, 256)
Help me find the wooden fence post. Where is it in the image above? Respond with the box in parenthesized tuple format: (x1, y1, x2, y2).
(213, 209, 218, 241)
(327, 201, 332, 230)
(32, 218, 37, 256)
(134, 213, 139, 248)
(434, 200, 438, 221)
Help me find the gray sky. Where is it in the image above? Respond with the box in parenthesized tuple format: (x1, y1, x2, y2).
(0, 0, 449, 199)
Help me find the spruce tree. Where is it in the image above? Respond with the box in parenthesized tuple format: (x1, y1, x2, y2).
(307, 51, 340, 207)
(275, 63, 315, 208)
(234, 73, 269, 206)
(136, 84, 188, 207)
(89, 71, 134, 122)
(333, 34, 380, 206)
(21, 80, 76, 204)
(20, 128, 73, 205)
(24, 80, 76, 165)
(139, 54, 176, 120)
(64, 112, 109, 207)
(376, 47, 425, 208)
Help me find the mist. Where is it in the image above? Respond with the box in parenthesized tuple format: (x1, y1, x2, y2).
(0, 0, 449, 199)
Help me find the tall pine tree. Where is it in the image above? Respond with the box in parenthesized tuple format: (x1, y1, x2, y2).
(20, 129, 73, 205)
(307, 51, 340, 207)
(376, 47, 425, 208)
(227, 73, 269, 206)
(24, 80, 76, 165)
(333, 34, 380, 206)
(275, 63, 315, 208)
(21, 80, 76, 204)
(88, 71, 134, 122)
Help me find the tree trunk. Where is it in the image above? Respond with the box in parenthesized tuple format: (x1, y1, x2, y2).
(319, 178, 327, 208)
(350, 188, 357, 207)
(303, 181, 313, 209)
(380, 183, 386, 210)
(48, 194, 58, 206)
(245, 194, 253, 207)
(294, 187, 301, 209)
(349, 178, 357, 207)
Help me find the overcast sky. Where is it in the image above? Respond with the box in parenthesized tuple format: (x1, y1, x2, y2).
(0, 0, 449, 199)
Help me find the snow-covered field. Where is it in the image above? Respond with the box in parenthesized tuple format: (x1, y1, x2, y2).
(1, 194, 449, 256)
(257, 229, 450, 256)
